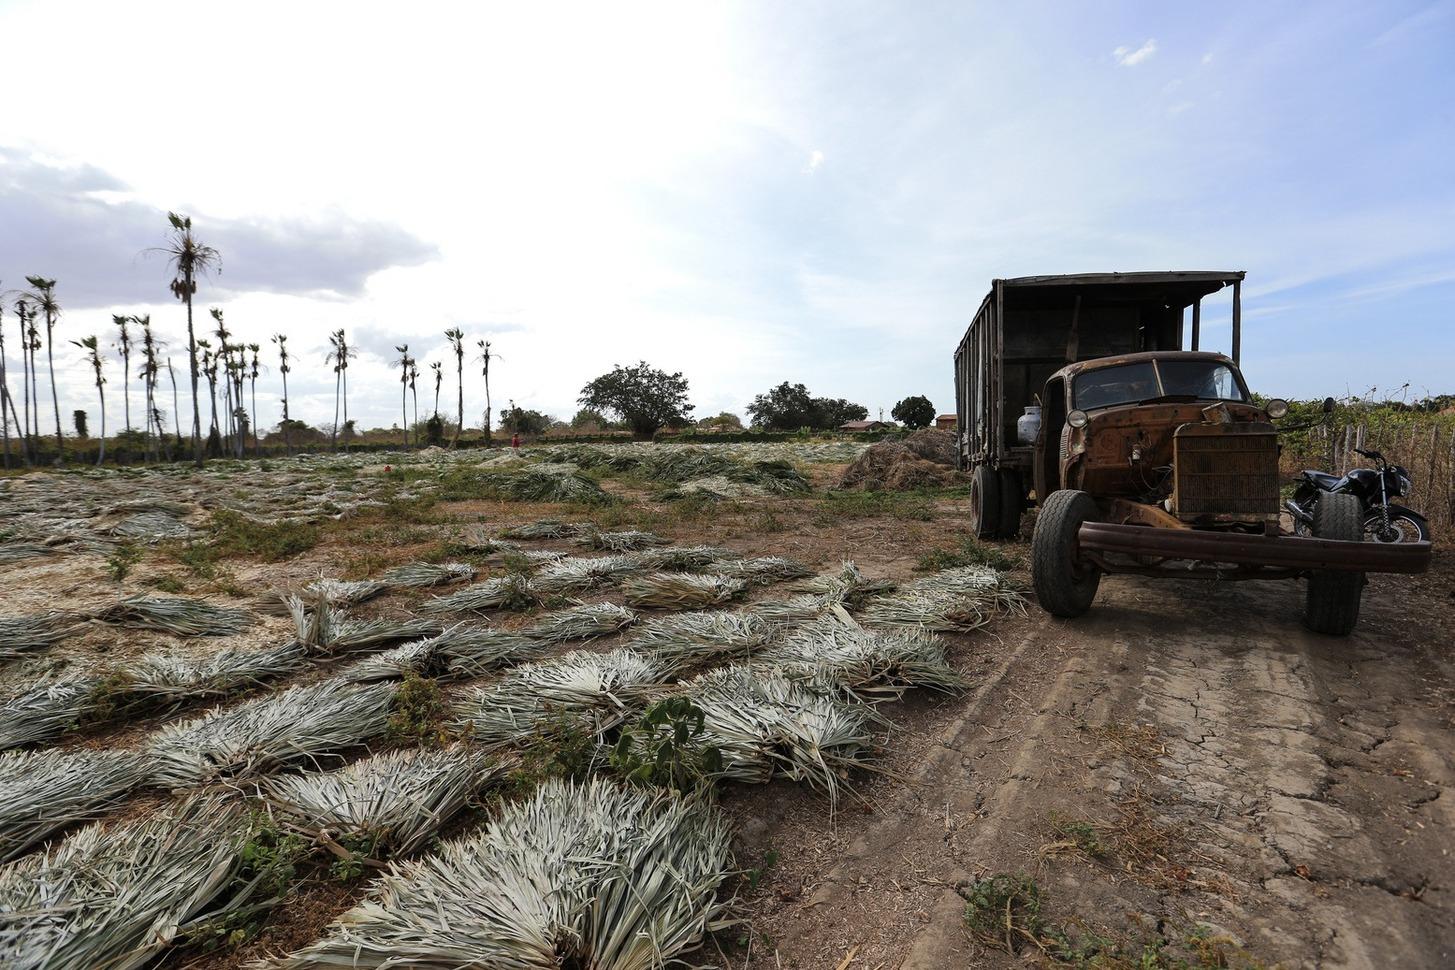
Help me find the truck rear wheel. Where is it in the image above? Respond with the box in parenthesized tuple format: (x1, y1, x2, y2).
(969, 464, 1001, 540)
(997, 469, 1024, 539)
(1304, 492, 1364, 636)
(1032, 489, 1102, 617)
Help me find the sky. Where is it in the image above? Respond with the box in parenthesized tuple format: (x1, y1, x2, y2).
(0, 0, 1452, 437)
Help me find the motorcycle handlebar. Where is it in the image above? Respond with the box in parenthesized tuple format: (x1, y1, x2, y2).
(1353, 447, 1384, 462)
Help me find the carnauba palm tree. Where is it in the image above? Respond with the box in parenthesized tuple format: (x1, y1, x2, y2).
(72, 335, 106, 466)
(272, 333, 292, 455)
(247, 343, 262, 455)
(112, 314, 133, 434)
(22, 302, 39, 456)
(135, 315, 160, 462)
(198, 340, 220, 456)
(157, 213, 220, 467)
(430, 361, 443, 418)
(0, 296, 15, 468)
(24, 277, 64, 458)
(408, 359, 420, 443)
(394, 344, 411, 449)
(476, 338, 498, 447)
(444, 327, 465, 448)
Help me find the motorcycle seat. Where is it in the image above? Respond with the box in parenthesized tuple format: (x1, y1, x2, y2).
(1301, 470, 1345, 490)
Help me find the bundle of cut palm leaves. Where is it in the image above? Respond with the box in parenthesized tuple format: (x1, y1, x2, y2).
(529, 554, 643, 596)
(759, 607, 963, 700)
(630, 609, 782, 667)
(303, 577, 388, 606)
(622, 572, 747, 610)
(742, 592, 840, 625)
(286, 593, 442, 651)
(0, 677, 99, 751)
(262, 745, 510, 857)
(343, 623, 540, 681)
(669, 665, 874, 805)
(109, 510, 192, 542)
(102, 641, 309, 712)
(861, 565, 1028, 632)
(96, 594, 254, 637)
(793, 560, 897, 606)
(520, 602, 639, 644)
(718, 555, 813, 585)
(0, 791, 251, 970)
(0, 612, 85, 659)
(0, 543, 52, 564)
(258, 779, 731, 970)
(421, 574, 535, 614)
(575, 528, 668, 552)
(627, 544, 737, 572)
(486, 546, 568, 568)
(455, 648, 670, 748)
(499, 519, 591, 540)
(0, 749, 153, 863)
(489, 469, 611, 504)
(147, 679, 398, 788)
(380, 561, 476, 589)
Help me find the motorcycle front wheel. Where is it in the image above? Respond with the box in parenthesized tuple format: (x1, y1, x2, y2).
(1363, 510, 1429, 543)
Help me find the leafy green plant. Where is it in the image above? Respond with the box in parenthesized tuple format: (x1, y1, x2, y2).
(610, 697, 723, 793)
(959, 873, 1046, 953)
(915, 537, 1018, 572)
(209, 508, 320, 561)
(387, 674, 447, 745)
(106, 542, 142, 581)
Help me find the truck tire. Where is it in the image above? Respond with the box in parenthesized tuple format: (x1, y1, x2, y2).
(1304, 491, 1364, 636)
(997, 469, 1024, 539)
(969, 464, 1001, 540)
(1032, 489, 1102, 617)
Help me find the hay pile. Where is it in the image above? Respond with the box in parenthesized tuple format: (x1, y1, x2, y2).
(838, 428, 962, 491)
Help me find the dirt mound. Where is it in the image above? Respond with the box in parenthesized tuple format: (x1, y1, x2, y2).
(838, 429, 962, 490)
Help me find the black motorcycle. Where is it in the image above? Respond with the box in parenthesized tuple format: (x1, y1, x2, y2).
(1288, 447, 1430, 543)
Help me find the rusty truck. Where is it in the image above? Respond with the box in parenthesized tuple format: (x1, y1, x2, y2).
(952, 270, 1431, 635)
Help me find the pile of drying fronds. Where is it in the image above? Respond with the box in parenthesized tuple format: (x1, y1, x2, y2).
(0, 749, 153, 863)
(344, 623, 539, 682)
(259, 780, 731, 970)
(147, 679, 398, 788)
(500, 519, 591, 540)
(0, 611, 85, 659)
(486, 468, 612, 504)
(575, 528, 668, 552)
(305, 577, 388, 606)
(286, 594, 441, 652)
(0, 792, 252, 970)
(718, 555, 813, 585)
(759, 607, 963, 701)
(861, 565, 1027, 632)
(262, 745, 511, 857)
(100, 642, 309, 715)
(659, 665, 874, 806)
(629, 609, 783, 667)
(529, 554, 646, 596)
(455, 648, 671, 748)
(622, 572, 747, 610)
(109, 510, 192, 542)
(520, 602, 639, 644)
(0, 676, 99, 751)
(422, 574, 535, 614)
(95, 594, 254, 637)
(0, 542, 53, 564)
(380, 561, 476, 589)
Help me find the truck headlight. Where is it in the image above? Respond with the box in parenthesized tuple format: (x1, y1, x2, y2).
(1067, 409, 1089, 428)
(1266, 398, 1289, 419)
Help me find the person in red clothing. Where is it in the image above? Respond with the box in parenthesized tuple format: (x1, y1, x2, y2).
(511, 432, 520, 451)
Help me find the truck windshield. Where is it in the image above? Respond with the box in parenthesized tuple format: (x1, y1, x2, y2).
(1074, 360, 1246, 410)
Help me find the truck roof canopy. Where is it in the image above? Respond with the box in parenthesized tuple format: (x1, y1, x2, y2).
(996, 271, 1244, 311)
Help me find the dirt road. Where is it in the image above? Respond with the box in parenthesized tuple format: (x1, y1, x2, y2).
(736, 567, 1455, 968)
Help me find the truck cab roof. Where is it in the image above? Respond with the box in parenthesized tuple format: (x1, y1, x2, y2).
(1052, 350, 1239, 383)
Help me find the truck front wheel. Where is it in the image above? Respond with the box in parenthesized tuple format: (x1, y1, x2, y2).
(1031, 489, 1102, 617)
(1304, 491, 1364, 636)
(969, 464, 1002, 540)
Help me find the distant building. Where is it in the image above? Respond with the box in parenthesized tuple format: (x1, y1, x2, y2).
(840, 420, 892, 432)
(935, 414, 958, 430)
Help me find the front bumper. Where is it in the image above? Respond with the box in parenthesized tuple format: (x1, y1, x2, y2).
(1078, 522, 1432, 574)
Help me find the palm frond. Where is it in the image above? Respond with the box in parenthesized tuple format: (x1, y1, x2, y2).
(0, 612, 85, 658)
(109, 510, 192, 542)
(286, 593, 441, 651)
(629, 609, 782, 667)
(575, 528, 668, 551)
(499, 519, 591, 540)
(793, 560, 897, 605)
(626, 545, 737, 572)
(0, 543, 53, 564)
(0, 749, 153, 864)
(380, 561, 476, 589)
(454, 648, 670, 748)
(0, 792, 250, 970)
(106, 642, 309, 711)
(622, 572, 747, 610)
(259, 779, 731, 970)
(717, 555, 813, 585)
(758, 607, 963, 700)
(96, 594, 254, 637)
(0, 677, 99, 751)
(860, 566, 1028, 632)
(529, 554, 644, 596)
(421, 574, 535, 614)
(147, 679, 398, 788)
(262, 745, 510, 857)
(519, 602, 638, 644)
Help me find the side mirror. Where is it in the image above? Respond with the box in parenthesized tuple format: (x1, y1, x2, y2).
(1322, 397, 1336, 414)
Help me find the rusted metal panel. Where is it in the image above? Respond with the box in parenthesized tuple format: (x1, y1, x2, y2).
(1171, 422, 1279, 518)
(1077, 522, 1432, 574)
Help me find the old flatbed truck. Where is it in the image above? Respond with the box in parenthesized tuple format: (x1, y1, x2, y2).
(952, 271, 1431, 635)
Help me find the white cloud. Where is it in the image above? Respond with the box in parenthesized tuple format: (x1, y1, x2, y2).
(1113, 38, 1158, 67)
(804, 149, 825, 174)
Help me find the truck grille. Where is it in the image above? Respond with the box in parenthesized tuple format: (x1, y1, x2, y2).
(1171, 424, 1279, 518)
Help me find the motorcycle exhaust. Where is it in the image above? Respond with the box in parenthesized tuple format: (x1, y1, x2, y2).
(1284, 499, 1314, 525)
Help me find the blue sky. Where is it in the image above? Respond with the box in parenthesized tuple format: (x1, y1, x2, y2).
(0, 0, 1451, 432)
